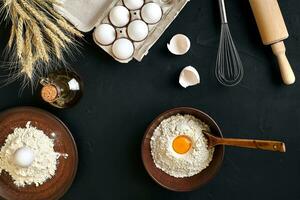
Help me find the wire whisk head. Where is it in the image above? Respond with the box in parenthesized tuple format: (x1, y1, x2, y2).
(215, 24, 244, 86)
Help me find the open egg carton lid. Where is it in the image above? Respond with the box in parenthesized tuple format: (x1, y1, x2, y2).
(55, 0, 190, 63)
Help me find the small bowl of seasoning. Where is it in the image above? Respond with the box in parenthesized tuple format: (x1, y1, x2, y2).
(141, 107, 225, 192)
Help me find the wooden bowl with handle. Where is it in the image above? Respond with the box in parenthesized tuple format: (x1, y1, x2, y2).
(141, 107, 225, 192)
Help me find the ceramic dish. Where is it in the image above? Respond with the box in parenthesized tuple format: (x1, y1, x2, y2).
(141, 107, 224, 192)
(0, 107, 78, 200)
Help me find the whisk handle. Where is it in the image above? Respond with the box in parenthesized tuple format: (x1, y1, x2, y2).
(218, 0, 228, 24)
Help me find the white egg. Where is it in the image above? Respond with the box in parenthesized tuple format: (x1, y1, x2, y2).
(14, 147, 35, 168)
(109, 6, 130, 27)
(112, 38, 134, 60)
(141, 3, 162, 24)
(123, 0, 144, 10)
(94, 24, 116, 45)
(127, 20, 149, 42)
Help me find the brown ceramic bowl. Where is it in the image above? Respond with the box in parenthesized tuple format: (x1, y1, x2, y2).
(141, 107, 225, 192)
(0, 107, 78, 200)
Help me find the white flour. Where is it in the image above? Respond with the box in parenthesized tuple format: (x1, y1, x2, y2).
(150, 114, 214, 178)
(0, 122, 67, 187)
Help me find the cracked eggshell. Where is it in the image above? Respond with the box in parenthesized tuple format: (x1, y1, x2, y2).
(167, 34, 191, 55)
(179, 66, 200, 88)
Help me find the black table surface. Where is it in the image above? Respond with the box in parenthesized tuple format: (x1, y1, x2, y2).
(0, 0, 300, 199)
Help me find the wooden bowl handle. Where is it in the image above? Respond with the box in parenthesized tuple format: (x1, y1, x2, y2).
(271, 41, 295, 85)
(216, 138, 286, 153)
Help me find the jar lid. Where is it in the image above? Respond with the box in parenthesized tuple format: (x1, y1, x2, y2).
(41, 84, 58, 103)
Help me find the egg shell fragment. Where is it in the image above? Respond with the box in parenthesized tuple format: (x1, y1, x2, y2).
(167, 34, 191, 55)
(179, 66, 200, 88)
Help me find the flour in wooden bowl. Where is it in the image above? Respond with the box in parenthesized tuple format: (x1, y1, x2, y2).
(0, 122, 68, 187)
(150, 114, 214, 178)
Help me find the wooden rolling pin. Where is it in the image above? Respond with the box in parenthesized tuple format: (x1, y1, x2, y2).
(249, 0, 295, 85)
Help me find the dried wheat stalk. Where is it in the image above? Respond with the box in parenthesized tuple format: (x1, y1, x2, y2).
(2, 0, 83, 82)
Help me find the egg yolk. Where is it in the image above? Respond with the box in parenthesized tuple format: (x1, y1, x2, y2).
(172, 135, 192, 154)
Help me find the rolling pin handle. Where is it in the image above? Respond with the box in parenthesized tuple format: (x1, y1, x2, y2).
(271, 41, 296, 85)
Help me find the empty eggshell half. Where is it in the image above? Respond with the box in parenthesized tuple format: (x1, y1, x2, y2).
(123, 0, 144, 10)
(112, 38, 134, 60)
(179, 66, 200, 88)
(109, 6, 130, 27)
(167, 34, 191, 55)
(94, 24, 116, 45)
(127, 20, 149, 42)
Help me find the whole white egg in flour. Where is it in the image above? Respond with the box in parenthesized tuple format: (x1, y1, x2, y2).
(13, 147, 35, 168)
(112, 38, 134, 60)
(141, 3, 162, 24)
(109, 6, 130, 27)
(127, 20, 149, 41)
(94, 24, 116, 45)
(123, 0, 144, 10)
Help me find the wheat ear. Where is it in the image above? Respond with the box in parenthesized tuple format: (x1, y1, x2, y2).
(44, 27, 65, 59)
(8, 23, 16, 48)
(16, 17, 24, 59)
(34, 0, 83, 37)
(2, 0, 83, 83)
(21, 27, 33, 78)
(19, 0, 72, 43)
(8, 4, 17, 48)
(30, 22, 49, 62)
(57, 19, 83, 37)
(12, 0, 30, 20)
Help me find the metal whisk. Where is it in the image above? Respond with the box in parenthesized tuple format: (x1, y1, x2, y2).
(215, 0, 244, 86)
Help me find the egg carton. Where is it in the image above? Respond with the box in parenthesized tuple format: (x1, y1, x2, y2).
(55, 0, 190, 63)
